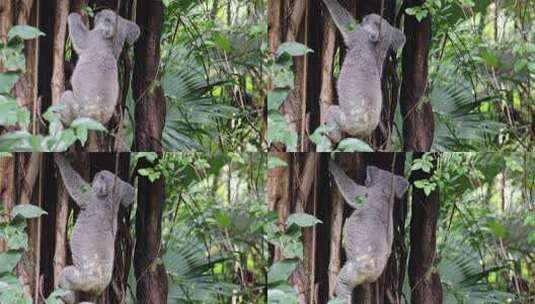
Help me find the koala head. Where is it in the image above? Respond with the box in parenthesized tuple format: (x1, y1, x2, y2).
(361, 14, 405, 50)
(364, 166, 409, 199)
(92, 170, 136, 207)
(94, 9, 141, 58)
(92, 170, 115, 198)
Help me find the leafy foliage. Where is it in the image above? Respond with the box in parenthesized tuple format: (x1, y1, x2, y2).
(0, 203, 47, 304)
(158, 0, 265, 152)
(129, 152, 268, 303)
(267, 42, 312, 151)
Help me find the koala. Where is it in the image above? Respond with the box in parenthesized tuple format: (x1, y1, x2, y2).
(322, 0, 406, 144)
(59, 10, 140, 126)
(329, 159, 409, 299)
(54, 154, 136, 304)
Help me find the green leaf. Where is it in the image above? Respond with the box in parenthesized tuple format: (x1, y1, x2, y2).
(479, 49, 499, 68)
(45, 289, 71, 304)
(268, 259, 298, 283)
(328, 298, 347, 304)
(267, 111, 298, 151)
(135, 152, 159, 163)
(2, 224, 28, 250)
(282, 242, 303, 259)
(268, 285, 298, 304)
(0, 252, 21, 273)
(405, 7, 429, 22)
(70, 117, 107, 132)
(413, 179, 436, 196)
(287, 213, 322, 228)
(75, 127, 88, 146)
(212, 33, 231, 52)
(0, 131, 33, 152)
(309, 125, 333, 152)
(276, 42, 313, 58)
(267, 89, 289, 110)
(0, 73, 20, 94)
(42, 105, 64, 123)
(11, 204, 47, 219)
(0, 97, 29, 128)
(8, 25, 45, 41)
(268, 156, 287, 169)
(336, 138, 374, 152)
(214, 211, 231, 228)
(483, 220, 508, 238)
(49, 129, 77, 152)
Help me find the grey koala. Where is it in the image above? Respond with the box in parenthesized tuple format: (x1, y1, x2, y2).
(329, 159, 409, 299)
(322, 0, 406, 143)
(54, 154, 136, 304)
(59, 10, 140, 126)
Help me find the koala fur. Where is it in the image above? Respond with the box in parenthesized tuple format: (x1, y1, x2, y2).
(322, 0, 406, 143)
(329, 159, 409, 299)
(54, 154, 136, 304)
(60, 10, 140, 126)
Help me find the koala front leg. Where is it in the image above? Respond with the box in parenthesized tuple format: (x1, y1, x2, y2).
(326, 105, 344, 144)
(68, 13, 89, 53)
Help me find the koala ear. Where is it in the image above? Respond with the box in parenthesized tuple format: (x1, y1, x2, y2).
(365, 166, 380, 186)
(122, 19, 140, 45)
(390, 27, 405, 50)
(394, 175, 409, 199)
(118, 179, 136, 207)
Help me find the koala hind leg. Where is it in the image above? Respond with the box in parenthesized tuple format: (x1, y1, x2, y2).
(335, 261, 363, 298)
(59, 265, 107, 296)
(326, 105, 344, 144)
(59, 90, 79, 126)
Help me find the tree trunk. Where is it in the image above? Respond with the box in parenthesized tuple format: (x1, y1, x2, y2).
(408, 153, 443, 303)
(0, 156, 16, 252)
(134, 156, 168, 303)
(400, 0, 434, 151)
(132, 0, 166, 152)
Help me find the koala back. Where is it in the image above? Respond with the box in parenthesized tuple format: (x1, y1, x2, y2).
(70, 199, 117, 268)
(70, 50, 119, 124)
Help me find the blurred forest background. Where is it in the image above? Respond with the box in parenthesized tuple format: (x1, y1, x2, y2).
(268, 152, 535, 303)
(267, 0, 535, 152)
(0, 152, 268, 303)
(0, 0, 265, 152)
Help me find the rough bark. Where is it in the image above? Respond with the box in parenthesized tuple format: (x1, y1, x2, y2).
(267, 151, 290, 261)
(0, 157, 16, 252)
(132, 0, 166, 151)
(408, 153, 443, 304)
(400, 0, 434, 151)
(296, 153, 317, 302)
(267, 0, 281, 55)
(318, 16, 336, 125)
(50, 0, 68, 106)
(0, 1, 12, 44)
(51, 1, 70, 287)
(15, 154, 41, 298)
(134, 156, 168, 304)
